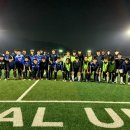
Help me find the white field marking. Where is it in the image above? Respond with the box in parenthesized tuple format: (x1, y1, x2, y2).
(16, 80, 39, 101)
(0, 100, 130, 104)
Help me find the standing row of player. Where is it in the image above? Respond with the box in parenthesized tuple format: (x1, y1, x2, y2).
(0, 49, 130, 85)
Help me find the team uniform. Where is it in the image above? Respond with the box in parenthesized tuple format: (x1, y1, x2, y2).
(4, 54, 13, 79)
(90, 61, 100, 82)
(31, 61, 40, 79)
(122, 61, 130, 84)
(102, 61, 109, 82)
(115, 58, 124, 84)
(23, 60, 31, 79)
(82, 60, 90, 81)
(72, 60, 82, 81)
(0, 56, 5, 79)
(15, 54, 25, 79)
(39, 59, 48, 79)
(108, 61, 116, 82)
(63, 60, 72, 81)
(53, 60, 63, 80)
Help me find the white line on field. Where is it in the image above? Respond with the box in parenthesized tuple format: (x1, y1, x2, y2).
(16, 80, 39, 102)
(1, 100, 130, 104)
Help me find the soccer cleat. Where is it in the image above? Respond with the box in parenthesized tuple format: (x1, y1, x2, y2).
(120, 82, 125, 85)
(128, 82, 130, 85)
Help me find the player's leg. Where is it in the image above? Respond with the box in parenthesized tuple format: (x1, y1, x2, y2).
(128, 70, 130, 85)
(77, 71, 81, 82)
(119, 69, 125, 84)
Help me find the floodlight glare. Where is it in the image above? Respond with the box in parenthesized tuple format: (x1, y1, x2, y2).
(87, 50, 92, 53)
(59, 49, 63, 53)
(126, 29, 130, 36)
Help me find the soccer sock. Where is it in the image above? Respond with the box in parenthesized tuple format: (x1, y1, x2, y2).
(107, 76, 109, 82)
(78, 76, 81, 82)
(115, 76, 118, 83)
(98, 76, 101, 82)
(120, 77, 123, 83)
(72, 75, 74, 81)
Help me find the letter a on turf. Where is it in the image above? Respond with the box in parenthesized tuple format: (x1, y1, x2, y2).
(0, 107, 23, 127)
(32, 107, 63, 127)
(84, 108, 124, 128)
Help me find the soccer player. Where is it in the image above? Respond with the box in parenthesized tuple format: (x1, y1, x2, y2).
(32, 59, 40, 79)
(0, 55, 5, 80)
(53, 57, 63, 81)
(35, 50, 43, 64)
(23, 57, 31, 80)
(29, 49, 35, 63)
(63, 51, 71, 63)
(82, 56, 91, 82)
(78, 50, 84, 65)
(122, 58, 130, 85)
(72, 56, 82, 82)
(71, 50, 77, 63)
(63, 58, 72, 82)
(50, 49, 58, 62)
(48, 58, 54, 80)
(102, 57, 109, 82)
(9, 56, 17, 79)
(115, 53, 125, 84)
(4, 51, 13, 80)
(108, 59, 116, 83)
(39, 57, 48, 80)
(15, 50, 24, 79)
(90, 58, 100, 82)
(87, 50, 93, 62)
(106, 50, 113, 61)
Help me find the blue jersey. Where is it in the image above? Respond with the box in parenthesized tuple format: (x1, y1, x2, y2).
(35, 55, 43, 63)
(29, 55, 35, 63)
(54, 61, 63, 70)
(50, 54, 58, 62)
(24, 61, 31, 68)
(90, 62, 100, 71)
(122, 61, 130, 73)
(15, 55, 24, 64)
(32, 63, 40, 71)
(43, 54, 49, 61)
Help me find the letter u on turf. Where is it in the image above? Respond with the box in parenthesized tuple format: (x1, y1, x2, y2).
(84, 108, 124, 128)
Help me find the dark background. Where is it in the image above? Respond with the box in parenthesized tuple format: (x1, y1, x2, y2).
(0, 0, 130, 54)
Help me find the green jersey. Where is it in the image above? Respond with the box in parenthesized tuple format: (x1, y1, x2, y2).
(102, 62, 109, 72)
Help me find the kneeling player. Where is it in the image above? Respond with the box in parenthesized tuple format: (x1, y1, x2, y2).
(72, 56, 82, 82)
(63, 58, 72, 82)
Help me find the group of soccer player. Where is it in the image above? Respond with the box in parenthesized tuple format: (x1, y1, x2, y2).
(0, 49, 130, 85)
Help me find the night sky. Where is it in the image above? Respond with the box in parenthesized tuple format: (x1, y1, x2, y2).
(0, 0, 130, 54)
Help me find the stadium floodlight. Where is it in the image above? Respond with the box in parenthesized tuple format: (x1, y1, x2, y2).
(126, 29, 130, 36)
(59, 49, 63, 53)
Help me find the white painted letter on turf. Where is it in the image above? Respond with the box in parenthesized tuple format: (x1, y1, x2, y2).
(32, 107, 63, 127)
(84, 108, 124, 128)
(0, 107, 23, 127)
(121, 108, 130, 118)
